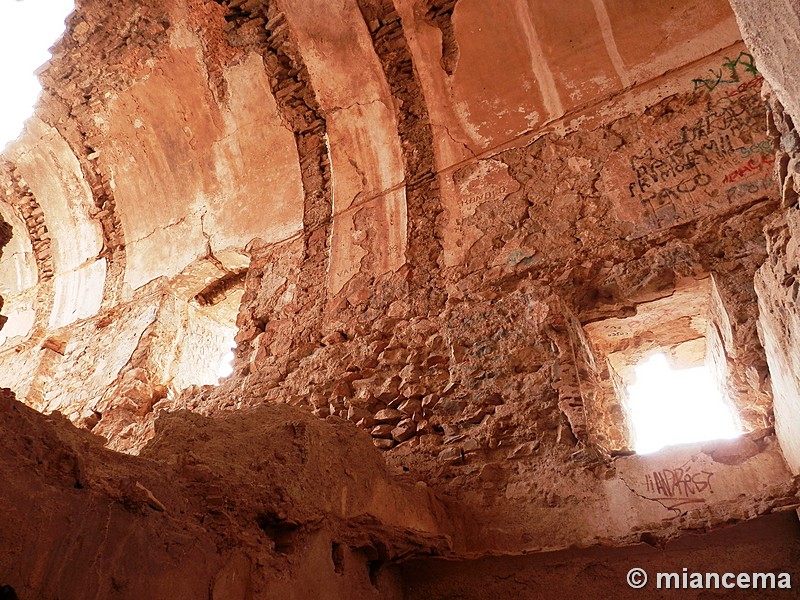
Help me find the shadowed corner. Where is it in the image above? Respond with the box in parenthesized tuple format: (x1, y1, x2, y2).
(0, 585, 18, 600)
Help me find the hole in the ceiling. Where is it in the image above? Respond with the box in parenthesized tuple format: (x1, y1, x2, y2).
(625, 353, 742, 455)
(0, 0, 75, 149)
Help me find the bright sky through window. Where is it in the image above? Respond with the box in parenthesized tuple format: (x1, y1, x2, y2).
(626, 353, 742, 455)
(0, 0, 75, 149)
(217, 341, 236, 380)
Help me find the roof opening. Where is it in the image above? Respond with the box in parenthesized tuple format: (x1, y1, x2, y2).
(625, 353, 742, 454)
(0, 0, 74, 148)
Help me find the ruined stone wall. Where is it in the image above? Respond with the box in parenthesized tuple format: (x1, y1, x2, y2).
(0, 0, 797, 563)
(0, 389, 450, 599)
(728, 0, 800, 474)
(190, 39, 793, 555)
(0, 270, 244, 454)
(0, 0, 306, 417)
(753, 90, 800, 475)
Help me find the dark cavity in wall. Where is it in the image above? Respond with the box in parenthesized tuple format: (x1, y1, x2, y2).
(331, 542, 345, 574)
(256, 512, 299, 554)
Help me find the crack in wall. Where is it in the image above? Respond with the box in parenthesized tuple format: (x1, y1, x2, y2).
(131, 214, 192, 245)
(616, 470, 676, 515)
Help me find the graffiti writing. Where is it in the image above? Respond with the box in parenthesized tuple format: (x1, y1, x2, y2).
(629, 94, 763, 199)
(725, 177, 775, 202)
(645, 464, 714, 513)
(737, 140, 773, 157)
(725, 74, 764, 99)
(692, 52, 758, 92)
(624, 78, 768, 229)
(464, 187, 508, 209)
(723, 152, 773, 184)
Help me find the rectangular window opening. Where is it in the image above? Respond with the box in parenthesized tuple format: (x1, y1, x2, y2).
(625, 352, 742, 454)
(583, 276, 746, 456)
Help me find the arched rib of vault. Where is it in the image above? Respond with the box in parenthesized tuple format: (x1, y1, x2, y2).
(33, 2, 173, 315)
(0, 211, 9, 340)
(278, 0, 409, 296)
(0, 201, 37, 346)
(354, 0, 444, 296)
(203, 0, 336, 380)
(4, 120, 106, 331)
